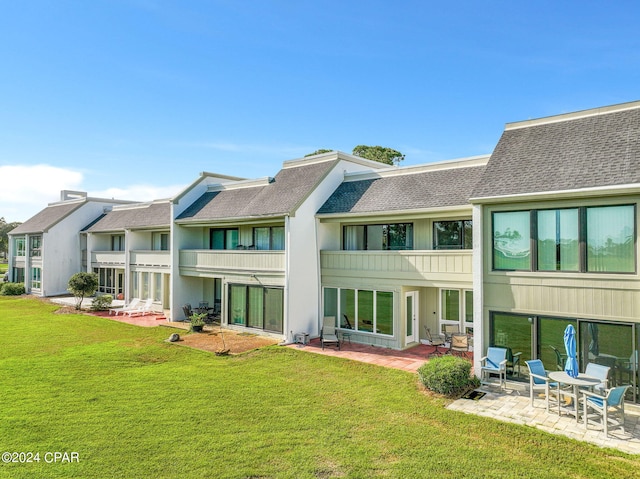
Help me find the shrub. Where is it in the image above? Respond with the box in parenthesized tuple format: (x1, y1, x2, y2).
(67, 272, 99, 310)
(0, 282, 26, 296)
(90, 294, 113, 311)
(417, 355, 480, 396)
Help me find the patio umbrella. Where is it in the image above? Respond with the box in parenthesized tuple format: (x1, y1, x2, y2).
(564, 324, 579, 378)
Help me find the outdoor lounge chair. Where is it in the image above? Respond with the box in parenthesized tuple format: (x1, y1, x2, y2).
(321, 316, 340, 350)
(125, 298, 154, 317)
(525, 359, 558, 412)
(424, 327, 446, 356)
(109, 298, 141, 316)
(582, 385, 630, 436)
(480, 347, 507, 389)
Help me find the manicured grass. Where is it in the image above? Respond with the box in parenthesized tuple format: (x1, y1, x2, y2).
(1, 297, 639, 478)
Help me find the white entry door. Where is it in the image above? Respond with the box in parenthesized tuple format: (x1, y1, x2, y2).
(405, 291, 418, 344)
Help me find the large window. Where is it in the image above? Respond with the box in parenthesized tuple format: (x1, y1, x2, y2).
(12, 267, 25, 283)
(152, 232, 169, 251)
(324, 287, 394, 336)
(94, 268, 124, 296)
(343, 223, 413, 250)
(440, 289, 473, 335)
(433, 220, 472, 249)
(29, 236, 42, 257)
(111, 235, 125, 251)
(493, 204, 636, 273)
(14, 237, 26, 256)
(228, 284, 283, 333)
(210, 228, 238, 250)
(537, 209, 579, 271)
(253, 226, 285, 250)
(30, 267, 41, 289)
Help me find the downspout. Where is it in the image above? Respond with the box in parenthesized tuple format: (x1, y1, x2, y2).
(284, 214, 291, 343)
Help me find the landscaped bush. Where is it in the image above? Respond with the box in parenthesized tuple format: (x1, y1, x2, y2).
(418, 355, 480, 396)
(0, 282, 26, 296)
(90, 294, 113, 311)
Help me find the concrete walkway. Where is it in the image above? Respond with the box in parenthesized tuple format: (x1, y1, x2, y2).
(448, 382, 640, 455)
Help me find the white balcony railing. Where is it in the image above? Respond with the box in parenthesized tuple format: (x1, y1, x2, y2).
(130, 250, 170, 268)
(91, 251, 126, 266)
(320, 250, 473, 280)
(179, 249, 285, 273)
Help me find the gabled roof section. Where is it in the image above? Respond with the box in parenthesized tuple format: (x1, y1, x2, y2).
(472, 100, 640, 201)
(10, 201, 85, 235)
(317, 156, 488, 216)
(85, 201, 171, 232)
(177, 158, 339, 222)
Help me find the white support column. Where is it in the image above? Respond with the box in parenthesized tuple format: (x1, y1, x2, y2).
(472, 204, 484, 378)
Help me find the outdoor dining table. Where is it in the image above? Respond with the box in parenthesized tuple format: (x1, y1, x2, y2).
(548, 371, 600, 422)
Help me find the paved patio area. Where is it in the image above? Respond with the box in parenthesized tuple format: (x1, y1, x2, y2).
(448, 382, 640, 455)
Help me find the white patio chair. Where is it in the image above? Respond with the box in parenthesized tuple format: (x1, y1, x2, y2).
(321, 316, 340, 350)
(109, 298, 141, 316)
(125, 298, 154, 317)
(584, 363, 610, 394)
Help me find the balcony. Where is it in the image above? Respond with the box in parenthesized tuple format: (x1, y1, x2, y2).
(130, 251, 170, 268)
(179, 249, 285, 274)
(91, 251, 126, 266)
(320, 250, 473, 282)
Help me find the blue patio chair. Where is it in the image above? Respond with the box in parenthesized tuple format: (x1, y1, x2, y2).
(525, 359, 558, 412)
(582, 385, 630, 436)
(480, 347, 508, 389)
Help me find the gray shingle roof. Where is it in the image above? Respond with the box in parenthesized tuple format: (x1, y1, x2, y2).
(317, 165, 486, 215)
(85, 202, 171, 232)
(10, 202, 84, 235)
(472, 104, 640, 200)
(177, 160, 336, 221)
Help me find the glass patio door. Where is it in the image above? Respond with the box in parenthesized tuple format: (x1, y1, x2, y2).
(405, 292, 418, 344)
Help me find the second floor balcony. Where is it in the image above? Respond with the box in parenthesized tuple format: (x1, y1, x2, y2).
(179, 249, 286, 274)
(91, 251, 126, 266)
(320, 249, 473, 282)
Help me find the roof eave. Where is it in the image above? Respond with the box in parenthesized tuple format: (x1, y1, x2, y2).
(471, 183, 640, 204)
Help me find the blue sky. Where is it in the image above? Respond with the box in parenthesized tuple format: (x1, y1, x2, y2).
(1, 1, 639, 222)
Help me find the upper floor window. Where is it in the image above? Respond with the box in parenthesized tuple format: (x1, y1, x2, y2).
(111, 235, 125, 251)
(29, 236, 42, 257)
(433, 220, 472, 250)
(492, 204, 636, 273)
(343, 223, 413, 251)
(253, 226, 284, 250)
(152, 232, 170, 251)
(14, 237, 26, 256)
(210, 228, 238, 250)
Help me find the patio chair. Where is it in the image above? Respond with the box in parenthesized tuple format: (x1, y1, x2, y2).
(424, 327, 446, 357)
(480, 347, 507, 389)
(525, 359, 558, 412)
(506, 347, 523, 377)
(125, 298, 154, 317)
(584, 362, 610, 394)
(444, 324, 460, 342)
(109, 298, 141, 316)
(582, 385, 630, 436)
(449, 333, 469, 357)
(341, 314, 353, 329)
(182, 303, 193, 320)
(321, 316, 340, 350)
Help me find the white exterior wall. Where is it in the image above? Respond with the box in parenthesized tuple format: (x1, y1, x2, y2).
(286, 159, 385, 338)
(41, 201, 121, 296)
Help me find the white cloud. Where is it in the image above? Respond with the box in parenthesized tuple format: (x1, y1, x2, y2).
(0, 165, 84, 222)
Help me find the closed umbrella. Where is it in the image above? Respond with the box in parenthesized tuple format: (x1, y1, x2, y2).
(564, 324, 579, 378)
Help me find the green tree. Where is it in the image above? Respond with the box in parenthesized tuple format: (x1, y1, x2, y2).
(304, 149, 333, 157)
(67, 272, 99, 310)
(352, 145, 405, 166)
(0, 217, 22, 261)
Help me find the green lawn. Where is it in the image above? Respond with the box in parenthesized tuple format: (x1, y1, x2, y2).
(1, 298, 638, 478)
